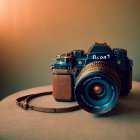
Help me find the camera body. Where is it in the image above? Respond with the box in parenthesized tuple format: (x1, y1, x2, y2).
(51, 43, 133, 114)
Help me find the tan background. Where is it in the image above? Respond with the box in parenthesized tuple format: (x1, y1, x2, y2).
(0, 0, 140, 100)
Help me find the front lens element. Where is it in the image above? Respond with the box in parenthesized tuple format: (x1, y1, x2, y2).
(93, 84, 104, 95)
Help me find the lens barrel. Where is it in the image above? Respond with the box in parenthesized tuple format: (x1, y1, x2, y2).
(75, 61, 121, 114)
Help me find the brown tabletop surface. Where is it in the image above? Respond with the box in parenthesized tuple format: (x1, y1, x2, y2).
(0, 81, 140, 140)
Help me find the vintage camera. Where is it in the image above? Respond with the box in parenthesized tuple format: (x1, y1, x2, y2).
(51, 43, 133, 114)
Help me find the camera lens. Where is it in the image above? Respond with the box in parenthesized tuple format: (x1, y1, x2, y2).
(75, 61, 121, 114)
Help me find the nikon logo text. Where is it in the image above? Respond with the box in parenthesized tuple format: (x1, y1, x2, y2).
(93, 54, 110, 60)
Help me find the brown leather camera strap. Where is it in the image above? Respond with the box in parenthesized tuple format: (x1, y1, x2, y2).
(16, 91, 81, 113)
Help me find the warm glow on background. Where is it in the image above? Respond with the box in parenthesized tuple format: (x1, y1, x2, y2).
(0, 0, 140, 100)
